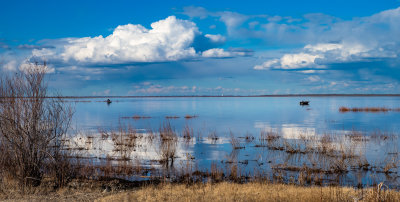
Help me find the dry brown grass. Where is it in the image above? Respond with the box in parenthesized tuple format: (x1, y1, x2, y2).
(0, 179, 125, 202)
(95, 182, 400, 202)
(3, 181, 400, 202)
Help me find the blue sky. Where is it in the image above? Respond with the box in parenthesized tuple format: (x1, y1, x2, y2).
(1, 0, 400, 95)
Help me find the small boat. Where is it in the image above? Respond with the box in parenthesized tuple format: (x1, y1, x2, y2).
(300, 101, 309, 105)
(106, 99, 112, 104)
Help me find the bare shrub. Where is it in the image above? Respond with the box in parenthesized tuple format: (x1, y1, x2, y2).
(0, 63, 74, 188)
(158, 122, 178, 167)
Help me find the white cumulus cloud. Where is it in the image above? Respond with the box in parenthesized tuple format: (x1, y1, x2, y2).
(26, 16, 245, 66)
(33, 16, 200, 64)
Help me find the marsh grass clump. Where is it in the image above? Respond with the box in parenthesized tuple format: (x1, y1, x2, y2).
(316, 134, 335, 154)
(159, 121, 177, 141)
(210, 162, 224, 182)
(370, 130, 395, 141)
(346, 130, 368, 142)
(283, 139, 304, 154)
(146, 127, 156, 142)
(208, 130, 219, 142)
(230, 132, 244, 150)
(182, 124, 194, 140)
(244, 132, 255, 143)
(256, 130, 281, 147)
(97, 124, 142, 162)
(380, 156, 399, 174)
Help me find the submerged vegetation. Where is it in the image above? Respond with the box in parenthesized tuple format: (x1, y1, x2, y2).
(339, 107, 400, 113)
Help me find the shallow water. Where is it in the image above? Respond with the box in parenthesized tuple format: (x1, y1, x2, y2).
(73, 96, 400, 133)
(68, 96, 400, 187)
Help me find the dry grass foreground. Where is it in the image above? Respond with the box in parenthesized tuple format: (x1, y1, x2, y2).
(96, 182, 400, 202)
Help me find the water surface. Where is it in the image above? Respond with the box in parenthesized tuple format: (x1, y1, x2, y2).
(68, 96, 400, 187)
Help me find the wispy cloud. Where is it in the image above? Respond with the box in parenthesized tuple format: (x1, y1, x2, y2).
(253, 7, 400, 70)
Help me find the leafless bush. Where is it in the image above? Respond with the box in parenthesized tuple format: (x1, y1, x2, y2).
(158, 122, 178, 167)
(0, 62, 74, 188)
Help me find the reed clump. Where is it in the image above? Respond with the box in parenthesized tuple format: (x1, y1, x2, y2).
(230, 132, 245, 149)
(244, 132, 255, 143)
(208, 130, 219, 142)
(182, 124, 194, 140)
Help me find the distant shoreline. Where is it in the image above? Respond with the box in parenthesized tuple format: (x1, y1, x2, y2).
(51, 94, 400, 98)
(2, 94, 400, 99)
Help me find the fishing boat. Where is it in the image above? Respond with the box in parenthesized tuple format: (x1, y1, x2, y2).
(300, 101, 309, 105)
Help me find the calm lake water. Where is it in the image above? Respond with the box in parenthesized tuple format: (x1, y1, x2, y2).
(73, 96, 400, 133)
(68, 96, 400, 187)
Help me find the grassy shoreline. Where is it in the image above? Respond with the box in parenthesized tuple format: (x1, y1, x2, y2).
(99, 182, 400, 202)
(2, 180, 400, 202)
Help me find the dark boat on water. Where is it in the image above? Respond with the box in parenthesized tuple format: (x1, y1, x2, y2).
(106, 99, 112, 104)
(300, 101, 309, 105)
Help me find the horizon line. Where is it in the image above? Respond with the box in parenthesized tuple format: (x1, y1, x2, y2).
(45, 93, 400, 98)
